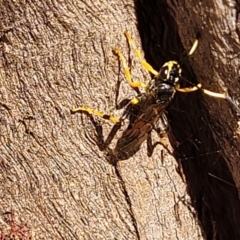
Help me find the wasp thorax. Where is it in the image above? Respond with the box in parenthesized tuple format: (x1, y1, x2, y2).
(158, 61, 181, 85)
(155, 83, 175, 103)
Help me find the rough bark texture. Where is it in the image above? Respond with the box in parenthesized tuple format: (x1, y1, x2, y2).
(136, 0, 240, 239)
(0, 0, 240, 239)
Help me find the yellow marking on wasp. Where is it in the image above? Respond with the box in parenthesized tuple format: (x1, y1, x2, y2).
(163, 61, 179, 69)
(125, 31, 159, 76)
(162, 61, 181, 79)
(131, 97, 140, 104)
(71, 107, 120, 123)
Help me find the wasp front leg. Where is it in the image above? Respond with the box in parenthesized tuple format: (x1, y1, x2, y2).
(124, 32, 159, 76)
(114, 32, 160, 89)
(114, 48, 147, 89)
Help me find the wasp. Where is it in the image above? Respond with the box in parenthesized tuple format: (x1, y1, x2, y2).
(71, 32, 240, 161)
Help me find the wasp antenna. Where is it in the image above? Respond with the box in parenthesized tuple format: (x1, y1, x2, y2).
(208, 173, 237, 188)
(179, 75, 199, 87)
(188, 39, 199, 56)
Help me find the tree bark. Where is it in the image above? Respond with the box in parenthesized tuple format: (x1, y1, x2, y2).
(0, 0, 239, 239)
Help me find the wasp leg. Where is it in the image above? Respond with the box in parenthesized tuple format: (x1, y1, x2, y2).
(85, 116, 122, 155)
(158, 113, 169, 132)
(188, 39, 199, 56)
(147, 114, 171, 157)
(201, 89, 230, 99)
(71, 96, 139, 127)
(103, 122, 122, 150)
(71, 96, 140, 149)
(147, 133, 156, 157)
(114, 48, 147, 89)
(176, 84, 232, 97)
(176, 84, 240, 115)
(176, 82, 232, 100)
(116, 98, 131, 110)
(71, 106, 122, 153)
(125, 32, 159, 76)
(71, 107, 120, 123)
(202, 89, 240, 115)
(177, 84, 232, 99)
(147, 132, 171, 157)
(176, 83, 202, 93)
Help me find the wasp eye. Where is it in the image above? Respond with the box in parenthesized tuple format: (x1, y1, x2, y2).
(159, 66, 169, 80)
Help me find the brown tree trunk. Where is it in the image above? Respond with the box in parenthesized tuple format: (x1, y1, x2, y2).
(0, 0, 239, 239)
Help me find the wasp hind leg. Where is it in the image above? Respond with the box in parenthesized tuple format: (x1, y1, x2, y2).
(147, 132, 171, 157)
(147, 114, 171, 157)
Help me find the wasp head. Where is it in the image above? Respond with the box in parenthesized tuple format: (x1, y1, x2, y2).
(157, 60, 181, 85)
(150, 61, 181, 103)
